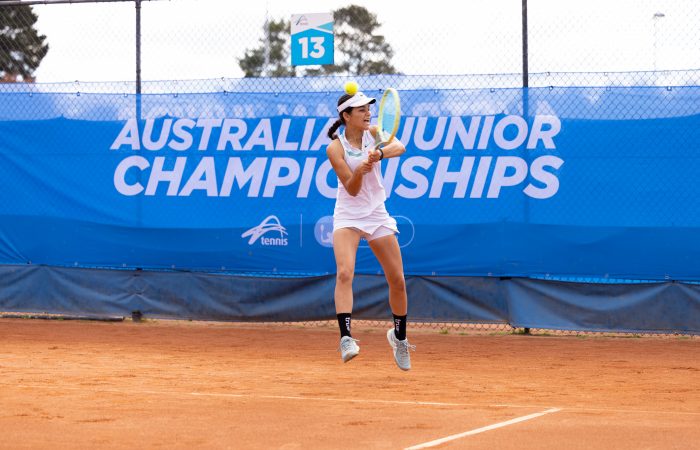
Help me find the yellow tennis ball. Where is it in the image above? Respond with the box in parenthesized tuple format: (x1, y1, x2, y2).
(344, 81, 359, 95)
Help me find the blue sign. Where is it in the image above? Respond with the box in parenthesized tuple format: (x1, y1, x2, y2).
(291, 13, 334, 66)
(1, 84, 700, 281)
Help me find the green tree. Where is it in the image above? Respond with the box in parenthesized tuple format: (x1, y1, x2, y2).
(0, 5, 49, 82)
(238, 5, 397, 77)
(238, 18, 296, 78)
(319, 5, 397, 76)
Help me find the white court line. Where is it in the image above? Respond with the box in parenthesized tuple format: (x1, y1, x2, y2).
(404, 408, 561, 450)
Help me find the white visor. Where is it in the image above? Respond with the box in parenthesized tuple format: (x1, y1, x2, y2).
(336, 92, 376, 113)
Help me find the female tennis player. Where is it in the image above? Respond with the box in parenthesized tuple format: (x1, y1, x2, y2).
(325, 85, 415, 371)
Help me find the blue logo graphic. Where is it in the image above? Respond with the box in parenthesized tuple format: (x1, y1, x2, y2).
(395, 215, 415, 249)
(242, 215, 288, 245)
(314, 216, 334, 247)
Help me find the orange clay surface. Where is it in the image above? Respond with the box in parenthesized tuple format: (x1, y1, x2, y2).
(0, 318, 698, 449)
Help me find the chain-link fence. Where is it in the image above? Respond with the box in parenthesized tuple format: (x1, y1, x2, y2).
(2, 1, 700, 334)
(1, 0, 699, 92)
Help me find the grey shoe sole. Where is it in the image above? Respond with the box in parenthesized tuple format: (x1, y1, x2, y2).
(342, 351, 359, 363)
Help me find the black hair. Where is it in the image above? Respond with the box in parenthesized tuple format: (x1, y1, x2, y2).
(327, 93, 354, 140)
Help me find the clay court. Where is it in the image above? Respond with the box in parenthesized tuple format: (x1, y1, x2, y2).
(1, 318, 698, 449)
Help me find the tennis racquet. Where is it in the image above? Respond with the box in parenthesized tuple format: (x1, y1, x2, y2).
(374, 87, 401, 149)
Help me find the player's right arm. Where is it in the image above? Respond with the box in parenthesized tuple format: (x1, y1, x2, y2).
(327, 139, 373, 197)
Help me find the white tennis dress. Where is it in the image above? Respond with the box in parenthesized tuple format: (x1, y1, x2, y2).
(333, 130, 398, 236)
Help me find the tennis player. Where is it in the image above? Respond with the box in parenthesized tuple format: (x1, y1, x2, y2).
(326, 88, 415, 371)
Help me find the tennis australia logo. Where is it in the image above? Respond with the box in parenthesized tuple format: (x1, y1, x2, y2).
(242, 215, 288, 246)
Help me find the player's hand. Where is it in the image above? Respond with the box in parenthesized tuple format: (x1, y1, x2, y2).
(367, 149, 382, 163)
(357, 159, 374, 175)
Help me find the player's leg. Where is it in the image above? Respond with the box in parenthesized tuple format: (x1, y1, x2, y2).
(368, 230, 415, 370)
(333, 227, 362, 362)
(368, 230, 407, 317)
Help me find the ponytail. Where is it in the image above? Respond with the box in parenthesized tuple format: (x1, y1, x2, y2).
(327, 118, 343, 140)
(328, 93, 354, 140)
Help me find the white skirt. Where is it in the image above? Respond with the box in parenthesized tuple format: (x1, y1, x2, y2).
(333, 202, 398, 235)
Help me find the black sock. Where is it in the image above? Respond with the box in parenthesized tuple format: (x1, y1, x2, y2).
(393, 314, 407, 341)
(337, 313, 352, 338)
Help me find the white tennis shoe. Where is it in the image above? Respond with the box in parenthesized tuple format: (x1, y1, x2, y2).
(339, 336, 360, 363)
(387, 328, 415, 371)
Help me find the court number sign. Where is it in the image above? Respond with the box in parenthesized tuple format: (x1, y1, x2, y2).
(291, 13, 334, 66)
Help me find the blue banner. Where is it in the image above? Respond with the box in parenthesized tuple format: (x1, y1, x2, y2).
(1, 86, 700, 279)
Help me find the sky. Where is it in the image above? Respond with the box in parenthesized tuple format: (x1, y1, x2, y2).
(26, 0, 699, 85)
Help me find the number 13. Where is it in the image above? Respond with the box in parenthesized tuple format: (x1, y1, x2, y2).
(299, 36, 325, 58)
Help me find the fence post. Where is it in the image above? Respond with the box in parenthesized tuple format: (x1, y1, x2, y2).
(135, 0, 142, 120)
(522, 0, 529, 92)
(521, 0, 531, 225)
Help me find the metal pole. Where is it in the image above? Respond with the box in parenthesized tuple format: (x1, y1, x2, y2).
(522, 0, 529, 94)
(134, 0, 143, 229)
(521, 0, 531, 319)
(521, 0, 528, 89)
(135, 0, 142, 120)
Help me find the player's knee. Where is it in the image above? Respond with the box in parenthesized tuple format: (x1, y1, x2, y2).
(336, 268, 354, 285)
(386, 272, 406, 291)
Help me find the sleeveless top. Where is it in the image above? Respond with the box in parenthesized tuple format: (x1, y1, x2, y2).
(334, 130, 387, 220)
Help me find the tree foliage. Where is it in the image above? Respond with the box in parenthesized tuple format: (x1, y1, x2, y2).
(0, 5, 49, 82)
(238, 18, 296, 78)
(327, 5, 397, 75)
(238, 5, 397, 77)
